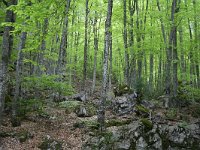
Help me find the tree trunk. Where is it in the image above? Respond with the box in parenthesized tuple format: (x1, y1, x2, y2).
(55, 0, 71, 75)
(12, 31, 27, 127)
(92, 11, 99, 93)
(98, 0, 113, 132)
(83, 0, 89, 90)
(0, 0, 17, 125)
(128, 0, 136, 88)
(38, 18, 48, 75)
(178, 25, 186, 80)
(123, 0, 129, 85)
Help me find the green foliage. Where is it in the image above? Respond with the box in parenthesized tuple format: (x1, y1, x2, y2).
(18, 98, 44, 118)
(23, 75, 74, 96)
(59, 100, 81, 114)
(177, 81, 200, 104)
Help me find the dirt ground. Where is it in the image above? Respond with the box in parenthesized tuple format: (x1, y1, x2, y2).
(0, 106, 91, 150)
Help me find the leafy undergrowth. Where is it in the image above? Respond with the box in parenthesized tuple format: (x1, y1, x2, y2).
(0, 106, 90, 150)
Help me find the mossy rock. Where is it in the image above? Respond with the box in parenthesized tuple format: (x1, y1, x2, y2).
(135, 105, 150, 117)
(58, 100, 81, 114)
(15, 131, 33, 143)
(106, 119, 132, 127)
(165, 108, 178, 120)
(84, 103, 97, 116)
(73, 120, 100, 131)
(75, 103, 97, 117)
(113, 84, 133, 97)
(38, 138, 63, 150)
(140, 118, 153, 131)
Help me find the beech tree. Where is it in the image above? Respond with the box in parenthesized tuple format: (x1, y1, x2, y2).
(0, 0, 17, 124)
(97, 0, 113, 131)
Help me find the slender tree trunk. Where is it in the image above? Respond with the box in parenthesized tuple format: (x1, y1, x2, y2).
(108, 30, 113, 91)
(157, 0, 172, 95)
(149, 16, 154, 94)
(129, 0, 136, 88)
(38, 18, 48, 75)
(136, 0, 142, 82)
(12, 31, 27, 127)
(0, 0, 17, 124)
(83, 0, 89, 90)
(92, 11, 99, 93)
(55, 0, 71, 75)
(74, 17, 80, 76)
(178, 25, 186, 80)
(171, 0, 180, 96)
(98, 0, 113, 131)
(123, 0, 129, 85)
(193, 0, 200, 88)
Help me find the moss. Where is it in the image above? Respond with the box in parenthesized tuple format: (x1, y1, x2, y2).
(106, 119, 131, 127)
(15, 131, 33, 143)
(135, 105, 150, 117)
(113, 84, 133, 97)
(74, 120, 100, 131)
(165, 108, 177, 120)
(38, 138, 63, 150)
(85, 103, 97, 116)
(140, 118, 153, 131)
(74, 103, 97, 117)
(58, 100, 81, 114)
(100, 131, 113, 142)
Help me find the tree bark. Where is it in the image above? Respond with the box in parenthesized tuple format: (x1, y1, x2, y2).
(128, 0, 136, 88)
(92, 11, 99, 93)
(55, 0, 71, 75)
(123, 0, 129, 85)
(83, 0, 89, 90)
(98, 0, 113, 132)
(12, 31, 27, 127)
(0, 0, 17, 125)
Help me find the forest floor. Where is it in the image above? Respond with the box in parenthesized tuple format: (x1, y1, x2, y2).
(1, 80, 199, 150)
(0, 105, 92, 150)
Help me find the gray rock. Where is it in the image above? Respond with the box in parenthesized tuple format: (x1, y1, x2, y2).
(115, 139, 130, 150)
(136, 137, 148, 150)
(76, 106, 87, 117)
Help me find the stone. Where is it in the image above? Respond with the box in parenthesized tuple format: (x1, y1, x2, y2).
(115, 139, 131, 150)
(71, 91, 88, 102)
(75, 103, 96, 117)
(112, 96, 135, 115)
(136, 137, 148, 150)
(76, 106, 87, 117)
